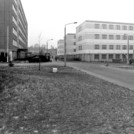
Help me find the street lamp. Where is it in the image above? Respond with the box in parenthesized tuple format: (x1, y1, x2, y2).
(64, 22, 77, 67)
(47, 39, 53, 53)
(124, 34, 130, 64)
(7, 26, 9, 63)
(38, 33, 42, 71)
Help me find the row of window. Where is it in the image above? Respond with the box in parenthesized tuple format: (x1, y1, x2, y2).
(78, 34, 134, 41)
(94, 54, 133, 60)
(94, 34, 134, 40)
(94, 23, 134, 30)
(78, 45, 134, 50)
(94, 44, 133, 50)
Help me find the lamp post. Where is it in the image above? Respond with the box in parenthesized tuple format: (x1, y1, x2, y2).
(38, 33, 42, 71)
(47, 39, 53, 53)
(7, 26, 9, 63)
(64, 22, 77, 67)
(124, 34, 130, 64)
(127, 35, 130, 64)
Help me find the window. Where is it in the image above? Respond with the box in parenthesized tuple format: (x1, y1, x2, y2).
(12, 4, 17, 15)
(102, 34, 107, 39)
(109, 35, 114, 40)
(116, 25, 120, 30)
(102, 45, 107, 49)
(74, 49, 76, 52)
(12, 28, 17, 36)
(95, 24, 100, 29)
(78, 36, 82, 41)
(94, 44, 100, 49)
(129, 54, 133, 59)
(12, 40, 17, 47)
(129, 36, 133, 40)
(74, 42, 76, 45)
(109, 45, 114, 49)
(130, 45, 133, 50)
(109, 54, 113, 59)
(79, 46, 82, 50)
(116, 54, 120, 59)
(94, 54, 99, 59)
(102, 24, 107, 29)
(116, 45, 120, 50)
(123, 25, 127, 30)
(122, 45, 127, 50)
(129, 26, 133, 30)
(116, 35, 120, 40)
(12, 16, 17, 26)
(94, 34, 100, 39)
(102, 54, 107, 59)
(14, 0, 18, 5)
(109, 25, 114, 29)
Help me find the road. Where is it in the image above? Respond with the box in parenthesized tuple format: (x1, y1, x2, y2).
(66, 62, 134, 90)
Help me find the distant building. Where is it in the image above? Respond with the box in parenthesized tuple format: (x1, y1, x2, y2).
(0, 0, 28, 61)
(57, 33, 76, 60)
(47, 48, 57, 59)
(28, 44, 40, 54)
(66, 33, 76, 55)
(57, 39, 64, 56)
(76, 20, 134, 62)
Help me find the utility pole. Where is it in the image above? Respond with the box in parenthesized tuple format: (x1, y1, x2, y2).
(7, 26, 9, 63)
(127, 35, 130, 64)
(64, 26, 66, 67)
(38, 33, 42, 71)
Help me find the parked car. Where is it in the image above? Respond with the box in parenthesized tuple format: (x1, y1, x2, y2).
(14, 52, 51, 63)
(28, 53, 51, 63)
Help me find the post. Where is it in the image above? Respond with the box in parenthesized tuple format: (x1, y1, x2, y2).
(38, 33, 41, 71)
(64, 26, 66, 67)
(47, 41, 48, 53)
(7, 26, 9, 63)
(39, 43, 40, 70)
(127, 35, 129, 64)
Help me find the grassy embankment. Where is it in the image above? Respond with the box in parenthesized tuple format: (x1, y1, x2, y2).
(0, 65, 134, 134)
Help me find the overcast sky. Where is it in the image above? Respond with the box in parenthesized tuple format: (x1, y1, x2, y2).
(21, 0, 134, 48)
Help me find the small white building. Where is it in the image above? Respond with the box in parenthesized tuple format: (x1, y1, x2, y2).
(76, 20, 134, 62)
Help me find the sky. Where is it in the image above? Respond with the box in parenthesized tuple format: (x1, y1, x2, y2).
(21, 0, 134, 48)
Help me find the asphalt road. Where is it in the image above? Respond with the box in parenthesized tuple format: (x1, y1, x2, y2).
(66, 62, 134, 90)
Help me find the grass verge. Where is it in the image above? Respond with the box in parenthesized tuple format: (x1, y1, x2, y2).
(0, 65, 134, 134)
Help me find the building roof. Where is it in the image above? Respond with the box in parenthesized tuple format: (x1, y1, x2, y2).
(77, 20, 134, 28)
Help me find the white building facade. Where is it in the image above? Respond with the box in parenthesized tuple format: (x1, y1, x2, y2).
(76, 20, 134, 62)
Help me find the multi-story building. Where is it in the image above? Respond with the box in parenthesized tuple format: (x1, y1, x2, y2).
(57, 33, 76, 60)
(76, 20, 134, 62)
(0, 0, 28, 62)
(57, 39, 64, 56)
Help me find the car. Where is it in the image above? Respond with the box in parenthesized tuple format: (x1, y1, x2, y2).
(28, 53, 51, 63)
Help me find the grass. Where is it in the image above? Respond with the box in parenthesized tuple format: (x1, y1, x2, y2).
(0, 64, 134, 133)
